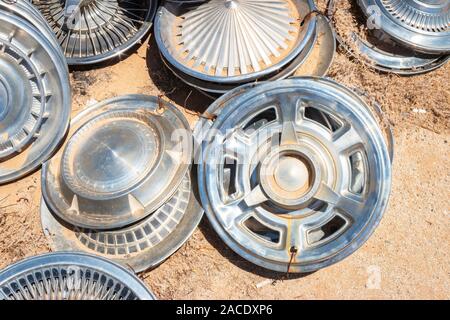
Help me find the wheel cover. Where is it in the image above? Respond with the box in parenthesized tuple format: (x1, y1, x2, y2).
(0, 252, 155, 300)
(41, 170, 204, 272)
(197, 78, 392, 273)
(0, 11, 71, 184)
(358, 0, 450, 54)
(32, 0, 158, 65)
(42, 95, 193, 229)
(158, 15, 317, 96)
(327, 0, 449, 75)
(155, 0, 317, 84)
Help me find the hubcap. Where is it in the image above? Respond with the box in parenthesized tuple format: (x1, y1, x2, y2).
(0, 11, 71, 184)
(62, 111, 159, 198)
(42, 95, 193, 229)
(358, 0, 450, 54)
(32, 0, 158, 65)
(155, 0, 317, 84)
(0, 253, 156, 300)
(196, 78, 392, 273)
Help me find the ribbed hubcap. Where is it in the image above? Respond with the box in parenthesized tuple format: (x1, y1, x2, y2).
(359, 0, 450, 54)
(176, 0, 300, 77)
(32, 0, 158, 65)
(0, 253, 156, 300)
(155, 0, 317, 89)
(381, 0, 449, 33)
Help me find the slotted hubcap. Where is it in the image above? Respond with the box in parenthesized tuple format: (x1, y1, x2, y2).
(197, 78, 392, 273)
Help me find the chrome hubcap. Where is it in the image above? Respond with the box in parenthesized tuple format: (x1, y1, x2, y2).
(155, 0, 317, 93)
(0, 11, 70, 184)
(0, 253, 156, 300)
(197, 78, 392, 273)
(42, 95, 193, 229)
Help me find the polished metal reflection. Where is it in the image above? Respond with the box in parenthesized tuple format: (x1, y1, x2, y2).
(0, 252, 156, 300)
(159, 13, 318, 97)
(42, 95, 193, 229)
(196, 78, 392, 273)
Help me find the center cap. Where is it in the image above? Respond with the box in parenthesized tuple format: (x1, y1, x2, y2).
(260, 145, 322, 208)
(274, 156, 310, 193)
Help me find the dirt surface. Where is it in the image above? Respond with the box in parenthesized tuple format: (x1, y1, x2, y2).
(0, 1, 449, 300)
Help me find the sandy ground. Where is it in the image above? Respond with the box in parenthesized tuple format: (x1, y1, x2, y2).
(0, 1, 449, 300)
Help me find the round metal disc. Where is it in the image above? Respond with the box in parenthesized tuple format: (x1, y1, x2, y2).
(158, 13, 319, 96)
(31, 0, 158, 65)
(358, 0, 450, 54)
(42, 95, 193, 229)
(0, 11, 71, 184)
(41, 170, 204, 272)
(0, 252, 156, 300)
(155, 0, 317, 84)
(197, 77, 392, 273)
(328, 0, 449, 75)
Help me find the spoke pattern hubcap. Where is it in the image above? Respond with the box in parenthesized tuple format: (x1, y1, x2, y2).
(31, 0, 158, 65)
(42, 95, 193, 229)
(0, 10, 71, 184)
(196, 78, 392, 273)
(0, 253, 156, 300)
(155, 0, 318, 94)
